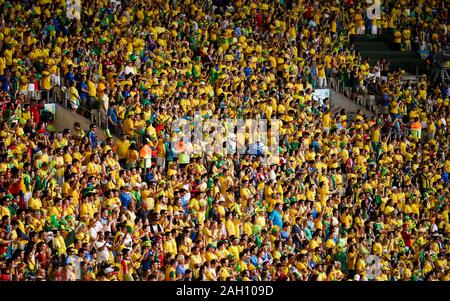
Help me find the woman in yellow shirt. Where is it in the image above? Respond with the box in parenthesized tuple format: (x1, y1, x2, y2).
(28, 190, 43, 211)
(124, 150, 139, 173)
(68, 81, 80, 111)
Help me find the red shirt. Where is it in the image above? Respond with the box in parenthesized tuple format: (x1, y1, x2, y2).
(155, 124, 165, 134)
(255, 13, 264, 28)
(36, 252, 49, 267)
(276, 271, 287, 281)
(401, 229, 412, 247)
(8, 180, 20, 196)
(304, 6, 312, 19)
(30, 105, 41, 125)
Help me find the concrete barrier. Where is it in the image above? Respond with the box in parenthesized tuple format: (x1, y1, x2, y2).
(54, 103, 105, 140)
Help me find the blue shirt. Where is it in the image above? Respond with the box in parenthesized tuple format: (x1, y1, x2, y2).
(108, 108, 118, 124)
(0, 75, 10, 92)
(176, 264, 186, 277)
(65, 72, 75, 86)
(383, 93, 389, 106)
(120, 192, 132, 209)
(261, 252, 271, 262)
(280, 230, 289, 240)
(141, 253, 152, 272)
(311, 141, 320, 152)
(442, 172, 449, 183)
(2, 81, 10, 92)
(122, 90, 131, 98)
(244, 66, 252, 77)
(234, 27, 242, 38)
(443, 87, 449, 98)
(250, 255, 258, 267)
(88, 130, 97, 149)
(79, 81, 88, 99)
(180, 196, 188, 210)
(269, 210, 283, 229)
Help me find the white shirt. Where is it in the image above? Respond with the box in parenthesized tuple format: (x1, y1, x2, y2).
(268, 169, 277, 182)
(430, 223, 438, 234)
(66, 255, 81, 279)
(123, 233, 133, 248)
(51, 74, 61, 86)
(94, 240, 110, 263)
(124, 65, 135, 75)
(183, 191, 191, 203)
(27, 83, 35, 91)
(88, 221, 103, 241)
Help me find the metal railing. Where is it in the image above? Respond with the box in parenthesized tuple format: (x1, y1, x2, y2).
(332, 75, 381, 115)
(20, 85, 109, 130)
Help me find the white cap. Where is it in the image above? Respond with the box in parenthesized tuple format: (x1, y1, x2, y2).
(354, 274, 361, 281)
(105, 267, 113, 274)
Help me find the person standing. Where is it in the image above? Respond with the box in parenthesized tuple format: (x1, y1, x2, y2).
(269, 203, 283, 230)
(88, 123, 97, 150)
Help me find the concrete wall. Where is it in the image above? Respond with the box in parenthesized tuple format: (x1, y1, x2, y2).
(55, 104, 105, 140)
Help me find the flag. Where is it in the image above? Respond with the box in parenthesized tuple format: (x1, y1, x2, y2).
(81, 185, 96, 197)
(105, 128, 112, 138)
(192, 61, 201, 79)
(50, 215, 60, 229)
(64, 230, 76, 247)
(209, 68, 220, 84)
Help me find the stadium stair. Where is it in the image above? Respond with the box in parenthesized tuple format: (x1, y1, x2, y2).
(354, 34, 427, 74)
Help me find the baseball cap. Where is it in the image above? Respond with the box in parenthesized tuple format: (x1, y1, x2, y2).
(104, 267, 114, 274)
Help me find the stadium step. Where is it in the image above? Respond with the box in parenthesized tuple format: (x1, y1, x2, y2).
(354, 34, 426, 74)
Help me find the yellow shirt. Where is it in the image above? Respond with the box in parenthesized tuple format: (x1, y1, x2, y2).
(28, 198, 42, 210)
(228, 245, 240, 261)
(0, 206, 10, 217)
(225, 219, 236, 236)
(87, 80, 97, 97)
(123, 118, 135, 135)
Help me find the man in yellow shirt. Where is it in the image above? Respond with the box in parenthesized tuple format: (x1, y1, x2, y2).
(123, 113, 136, 137)
(87, 75, 99, 110)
